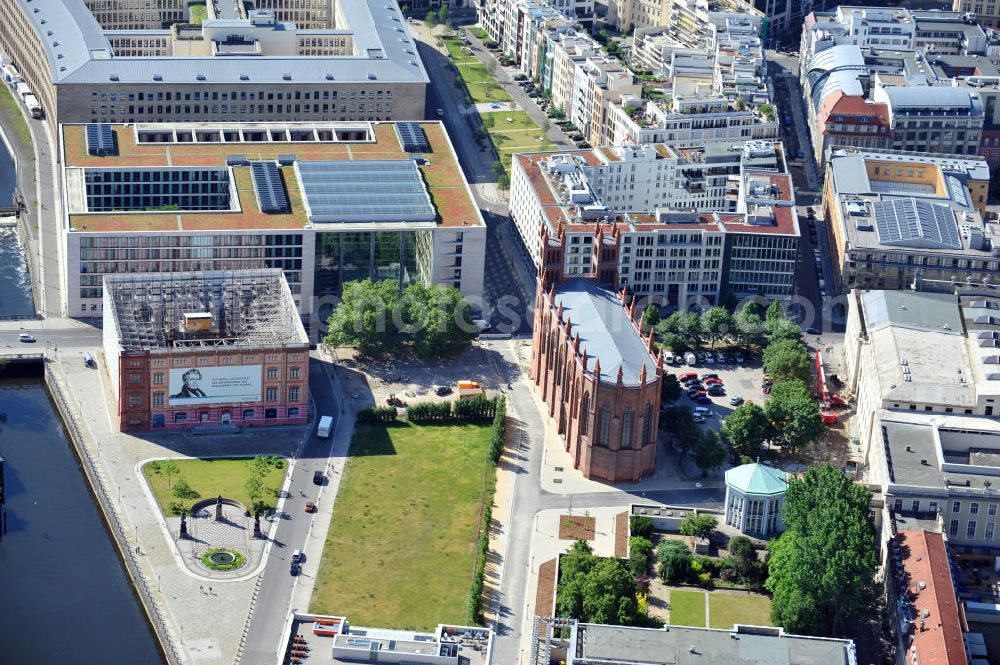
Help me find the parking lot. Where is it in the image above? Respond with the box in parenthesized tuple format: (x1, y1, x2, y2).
(664, 351, 771, 433)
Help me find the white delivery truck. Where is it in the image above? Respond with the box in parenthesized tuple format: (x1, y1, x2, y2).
(23, 94, 41, 119)
(317, 415, 333, 438)
(14, 82, 29, 99)
(684, 351, 697, 365)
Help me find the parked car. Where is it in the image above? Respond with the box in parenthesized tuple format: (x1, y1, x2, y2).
(692, 414, 706, 424)
(701, 373, 719, 380)
(513, 73, 527, 81)
(290, 561, 301, 576)
(688, 388, 707, 398)
(805, 327, 820, 335)
(436, 108, 444, 117)
(679, 372, 698, 382)
(313, 470, 324, 485)
(716, 351, 726, 363)
(694, 406, 713, 416)
(704, 377, 723, 385)
(697, 353, 707, 363)
(304, 502, 316, 513)
(435, 385, 453, 396)
(707, 385, 725, 396)
(729, 396, 744, 406)
(695, 395, 714, 405)
(735, 352, 745, 363)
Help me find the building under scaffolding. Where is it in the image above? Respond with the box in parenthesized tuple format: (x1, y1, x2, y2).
(103, 269, 309, 431)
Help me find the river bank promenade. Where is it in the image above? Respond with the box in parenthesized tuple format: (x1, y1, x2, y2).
(48, 345, 312, 665)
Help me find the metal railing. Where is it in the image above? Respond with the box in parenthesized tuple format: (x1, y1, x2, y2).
(44, 366, 185, 665)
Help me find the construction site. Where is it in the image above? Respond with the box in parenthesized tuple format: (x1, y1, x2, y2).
(102, 269, 310, 431)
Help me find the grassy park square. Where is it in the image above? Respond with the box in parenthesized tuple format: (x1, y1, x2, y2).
(142, 457, 287, 513)
(708, 593, 772, 629)
(668, 590, 707, 627)
(310, 422, 494, 630)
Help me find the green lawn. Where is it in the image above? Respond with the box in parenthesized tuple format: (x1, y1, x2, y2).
(668, 590, 707, 627)
(0, 83, 33, 148)
(454, 63, 512, 104)
(311, 422, 494, 630)
(142, 457, 287, 514)
(480, 111, 541, 132)
(708, 593, 772, 629)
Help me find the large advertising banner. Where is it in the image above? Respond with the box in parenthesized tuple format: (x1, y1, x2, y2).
(168, 365, 262, 406)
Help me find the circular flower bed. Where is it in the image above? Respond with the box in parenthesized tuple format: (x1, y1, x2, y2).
(200, 547, 246, 571)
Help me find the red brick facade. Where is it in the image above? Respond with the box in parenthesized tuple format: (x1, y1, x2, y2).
(530, 281, 662, 483)
(116, 346, 309, 431)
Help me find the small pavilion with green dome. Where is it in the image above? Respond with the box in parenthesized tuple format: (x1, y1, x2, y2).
(724, 461, 788, 537)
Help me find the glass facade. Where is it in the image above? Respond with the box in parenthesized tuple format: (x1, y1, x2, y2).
(85, 168, 232, 212)
(313, 230, 424, 296)
(78, 233, 303, 300)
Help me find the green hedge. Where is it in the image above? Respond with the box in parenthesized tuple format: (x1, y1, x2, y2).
(467, 394, 506, 623)
(407, 394, 501, 423)
(357, 406, 398, 424)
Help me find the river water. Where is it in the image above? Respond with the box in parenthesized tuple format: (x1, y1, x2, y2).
(0, 379, 163, 664)
(0, 138, 34, 318)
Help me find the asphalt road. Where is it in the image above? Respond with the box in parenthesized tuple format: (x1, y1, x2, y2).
(239, 357, 341, 665)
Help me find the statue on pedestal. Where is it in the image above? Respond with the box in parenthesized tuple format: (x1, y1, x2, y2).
(179, 509, 188, 539)
(253, 510, 262, 538)
(214, 495, 223, 522)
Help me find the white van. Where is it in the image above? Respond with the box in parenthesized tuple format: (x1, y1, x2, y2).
(317, 415, 333, 438)
(664, 350, 674, 364)
(684, 352, 697, 365)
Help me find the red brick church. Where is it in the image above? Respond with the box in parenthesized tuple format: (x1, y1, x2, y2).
(531, 278, 663, 483)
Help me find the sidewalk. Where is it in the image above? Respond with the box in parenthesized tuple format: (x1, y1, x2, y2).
(49, 346, 310, 665)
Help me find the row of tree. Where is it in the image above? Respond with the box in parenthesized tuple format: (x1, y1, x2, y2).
(644, 300, 809, 356)
(406, 394, 502, 423)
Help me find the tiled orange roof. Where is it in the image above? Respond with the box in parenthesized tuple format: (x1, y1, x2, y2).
(896, 530, 966, 665)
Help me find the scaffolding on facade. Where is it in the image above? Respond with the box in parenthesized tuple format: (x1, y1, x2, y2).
(104, 269, 307, 351)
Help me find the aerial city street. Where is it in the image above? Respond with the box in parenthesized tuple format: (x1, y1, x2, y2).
(0, 1, 998, 664)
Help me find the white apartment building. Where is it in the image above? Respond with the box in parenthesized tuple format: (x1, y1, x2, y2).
(845, 289, 1000, 551)
(606, 0, 671, 32)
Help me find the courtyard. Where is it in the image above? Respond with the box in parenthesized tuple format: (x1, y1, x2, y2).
(310, 421, 495, 630)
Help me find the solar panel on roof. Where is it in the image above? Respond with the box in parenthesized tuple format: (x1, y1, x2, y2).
(395, 122, 430, 152)
(85, 123, 116, 156)
(295, 159, 435, 223)
(250, 161, 289, 214)
(872, 198, 962, 250)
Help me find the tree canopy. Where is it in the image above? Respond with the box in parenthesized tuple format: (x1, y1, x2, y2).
(641, 305, 661, 332)
(656, 311, 703, 353)
(324, 279, 476, 358)
(764, 380, 824, 452)
(693, 429, 728, 475)
(701, 307, 732, 347)
(720, 402, 771, 458)
(660, 404, 700, 453)
(556, 539, 651, 626)
(732, 301, 764, 348)
(766, 465, 878, 636)
(656, 539, 691, 584)
(679, 513, 718, 539)
(661, 374, 682, 403)
(763, 338, 812, 384)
